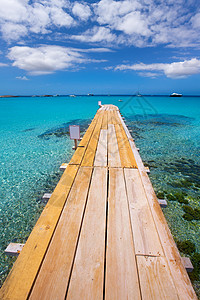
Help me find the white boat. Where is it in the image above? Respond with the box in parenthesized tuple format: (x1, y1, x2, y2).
(170, 93, 182, 97)
(118, 99, 123, 102)
(69, 95, 76, 97)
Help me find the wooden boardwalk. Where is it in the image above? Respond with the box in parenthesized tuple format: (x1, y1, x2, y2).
(0, 105, 197, 299)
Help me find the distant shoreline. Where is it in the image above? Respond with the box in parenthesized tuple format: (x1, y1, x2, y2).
(1, 94, 200, 98)
(0, 94, 200, 98)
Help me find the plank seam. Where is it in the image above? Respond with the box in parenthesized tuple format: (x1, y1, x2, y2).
(65, 167, 95, 297)
(118, 112, 166, 256)
(69, 119, 98, 165)
(103, 168, 109, 300)
(81, 114, 103, 167)
(122, 168, 143, 299)
(27, 165, 80, 299)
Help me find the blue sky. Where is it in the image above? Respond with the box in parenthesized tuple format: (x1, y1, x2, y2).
(0, 0, 200, 95)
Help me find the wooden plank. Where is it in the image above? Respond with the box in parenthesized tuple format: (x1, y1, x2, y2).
(105, 168, 141, 300)
(116, 111, 133, 140)
(128, 139, 197, 299)
(69, 119, 97, 165)
(115, 124, 137, 168)
(81, 115, 103, 167)
(110, 111, 117, 125)
(67, 167, 107, 300)
(107, 111, 112, 125)
(137, 256, 179, 300)
(102, 111, 108, 129)
(29, 167, 93, 300)
(0, 164, 79, 300)
(112, 110, 121, 125)
(124, 168, 163, 256)
(107, 124, 121, 168)
(94, 129, 107, 167)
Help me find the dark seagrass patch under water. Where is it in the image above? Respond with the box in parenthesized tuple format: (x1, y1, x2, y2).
(163, 158, 200, 191)
(126, 113, 194, 129)
(38, 118, 92, 139)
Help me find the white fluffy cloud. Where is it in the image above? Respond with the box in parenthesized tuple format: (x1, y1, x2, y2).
(72, 3, 91, 21)
(0, 0, 75, 41)
(71, 26, 116, 43)
(0, 0, 200, 48)
(1, 23, 28, 41)
(0, 0, 28, 23)
(115, 58, 200, 79)
(7, 45, 109, 75)
(50, 7, 74, 27)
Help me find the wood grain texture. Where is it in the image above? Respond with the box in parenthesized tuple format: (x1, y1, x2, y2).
(112, 110, 121, 125)
(69, 119, 97, 165)
(107, 124, 121, 168)
(0, 164, 79, 300)
(115, 124, 137, 168)
(124, 168, 163, 256)
(107, 111, 112, 125)
(137, 256, 179, 300)
(101, 111, 108, 129)
(116, 111, 133, 140)
(67, 167, 107, 300)
(81, 115, 103, 167)
(94, 129, 107, 167)
(29, 167, 92, 300)
(128, 139, 197, 299)
(105, 168, 141, 300)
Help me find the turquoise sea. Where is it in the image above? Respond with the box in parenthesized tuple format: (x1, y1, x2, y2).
(0, 95, 200, 294)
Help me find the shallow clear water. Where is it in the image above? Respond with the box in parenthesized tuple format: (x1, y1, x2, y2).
(0, 95, 200, 292)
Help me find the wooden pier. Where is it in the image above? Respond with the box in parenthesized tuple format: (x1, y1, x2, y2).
(0, 105, 197, 299)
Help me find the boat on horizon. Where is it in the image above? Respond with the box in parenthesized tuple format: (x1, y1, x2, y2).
(170, 93, 182, 97)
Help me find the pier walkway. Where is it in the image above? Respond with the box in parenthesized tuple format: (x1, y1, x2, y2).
(0, 105, 197, 299)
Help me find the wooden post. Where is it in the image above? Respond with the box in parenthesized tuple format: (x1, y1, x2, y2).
(69, 125, 80, 150)
(74, 139, 77, 150)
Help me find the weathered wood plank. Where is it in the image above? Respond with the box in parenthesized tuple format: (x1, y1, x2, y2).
(29, 167, 93, 300)
(107, 110, 112, 125)
(67, 167, 107, 300)
(0, 164, 79, 300)
(81, 115, 103, 167)
(107, 124, 121, 168)
(128, 138, 197, 299)
(69, 119, 97, 165)
(137, 256, 179, 300)
(105, 168, 141, 300)
(112, 110, 121, 125)
(115, 124, 137, 168)
(124, 168, 163, 256)
(101, 111, 108, 129)
(110, 111, 118, 125)
(116, 111, 133, 140)
(94, 129, 107, 167)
